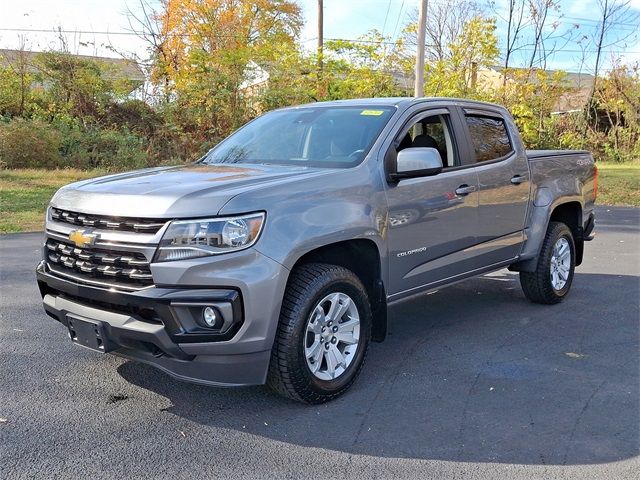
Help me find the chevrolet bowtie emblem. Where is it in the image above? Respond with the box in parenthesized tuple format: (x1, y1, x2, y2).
(68, 229, 98, 248)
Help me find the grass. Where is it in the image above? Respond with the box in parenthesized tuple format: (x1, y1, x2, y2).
(0, 169, 106, 233)
(596, 162, 640, 207)
(0, 162, 638, 234)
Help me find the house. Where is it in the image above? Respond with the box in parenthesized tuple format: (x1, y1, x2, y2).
(478, 65, 595, 114)
(239, 60, 270, 97)
(0, 49, 145, 95)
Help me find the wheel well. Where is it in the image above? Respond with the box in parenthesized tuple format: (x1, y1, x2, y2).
(550, 202, 584, 265)
(292, 239, 387, 342)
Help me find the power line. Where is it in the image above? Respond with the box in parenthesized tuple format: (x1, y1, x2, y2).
(0, 27, 140, 36)
(0, 26, 280, 39)
(516, 47, 640, 54)
(391, 0, 406, 41)
(324, 37, 397, 45)
(381, 0, 393, 36)
(325, 37, 640, 54)
(548, 13, 639, 29)
(0, 27, 256, 38)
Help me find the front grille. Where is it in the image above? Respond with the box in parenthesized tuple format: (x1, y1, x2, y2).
(45, 239, 153, 288)
(51, 207, 166, 234)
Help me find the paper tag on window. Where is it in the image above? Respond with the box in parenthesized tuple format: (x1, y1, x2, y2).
(360, 109, 385, 116)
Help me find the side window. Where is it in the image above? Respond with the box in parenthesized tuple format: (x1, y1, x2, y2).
(397, 114, 457, 168)
(465, 115, 513, 163)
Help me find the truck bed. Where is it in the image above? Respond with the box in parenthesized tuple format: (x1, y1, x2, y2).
(526, 149, 591, 159)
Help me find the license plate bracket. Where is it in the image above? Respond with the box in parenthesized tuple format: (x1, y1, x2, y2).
(67, 315, 114, 353)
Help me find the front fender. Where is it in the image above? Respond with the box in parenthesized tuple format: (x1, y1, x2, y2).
(219, 160, 389, 281)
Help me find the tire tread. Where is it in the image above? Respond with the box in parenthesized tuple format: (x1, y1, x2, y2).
(519, 221, 575, 304)
(267, 263, 370, 404)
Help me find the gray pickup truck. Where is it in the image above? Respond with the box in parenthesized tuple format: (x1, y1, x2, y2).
(36, 98, 597, 403)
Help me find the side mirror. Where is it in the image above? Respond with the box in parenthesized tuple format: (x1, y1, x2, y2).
(390, 147, 443, 181)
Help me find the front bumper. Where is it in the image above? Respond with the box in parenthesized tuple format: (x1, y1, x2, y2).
(36, 250, 289, 386)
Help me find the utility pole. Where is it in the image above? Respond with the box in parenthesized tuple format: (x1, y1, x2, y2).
(317, 0, 323, 73)
(414, 0, 428, 97)
(316, 0, 325, 100)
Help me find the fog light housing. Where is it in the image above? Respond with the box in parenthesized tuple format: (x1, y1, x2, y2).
(202, 307, 218, 327)
(169, 293, 241, 340)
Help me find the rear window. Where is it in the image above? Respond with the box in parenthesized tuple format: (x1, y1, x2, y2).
(465, 115, 513, 162)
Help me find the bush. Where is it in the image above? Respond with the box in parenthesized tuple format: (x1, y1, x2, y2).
(56, 122, 150, 170)
(0, 118, 151, 171)
(0, 119, 63, 168)
(86, 128, 149, 171)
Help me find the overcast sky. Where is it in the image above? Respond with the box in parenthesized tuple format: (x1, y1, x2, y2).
(0, 0, 638, 73)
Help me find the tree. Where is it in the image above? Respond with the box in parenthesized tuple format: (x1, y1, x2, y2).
(127, 0, 176, 104)
(584, 0, 638, 125)
(0, 65, 26, 118)
(526, 0, 557, 70)
(33, 51, 127, 124)
(0, 39, 34, 117)
(402, 0, 482, 62)
(420, 17, 500, 98)
(503, 68, 570, 147)
(253, 45, 317, 110)
(324, 31, 407, 99)
(593, 64, 640, 161)
(500, 0, 528, 89)
(132, 0, 302, 153)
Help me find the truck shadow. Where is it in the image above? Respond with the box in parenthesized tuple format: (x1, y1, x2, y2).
(117, 271, 639, 465)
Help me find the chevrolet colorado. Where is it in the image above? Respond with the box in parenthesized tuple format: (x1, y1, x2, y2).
(36, 98, 597, 403)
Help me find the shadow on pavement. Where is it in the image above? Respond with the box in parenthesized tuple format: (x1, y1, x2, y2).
(118, 271, 640, 466)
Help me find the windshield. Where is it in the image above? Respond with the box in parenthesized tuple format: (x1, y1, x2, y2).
(201, 106, 395, 168)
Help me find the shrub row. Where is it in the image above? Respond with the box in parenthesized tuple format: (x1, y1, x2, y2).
(0, 118, 153, 171)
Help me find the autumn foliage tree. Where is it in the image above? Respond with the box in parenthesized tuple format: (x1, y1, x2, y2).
(148, 0, 302, 151)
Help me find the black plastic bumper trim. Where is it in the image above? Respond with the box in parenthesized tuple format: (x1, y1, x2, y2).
(36, 262, 244, 343)
(583, 213, 595, 241)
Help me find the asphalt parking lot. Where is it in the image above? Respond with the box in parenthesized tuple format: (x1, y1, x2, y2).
(1, 205, 638, 479)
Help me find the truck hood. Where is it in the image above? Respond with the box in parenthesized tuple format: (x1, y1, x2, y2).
(51, 163, 334, 218)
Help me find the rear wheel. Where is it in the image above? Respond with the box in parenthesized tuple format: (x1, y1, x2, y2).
(519, 221, 575, 304)
(267, 263, 371, 404)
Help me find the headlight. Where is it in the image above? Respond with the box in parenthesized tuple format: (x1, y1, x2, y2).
(154, 212, 265, 262)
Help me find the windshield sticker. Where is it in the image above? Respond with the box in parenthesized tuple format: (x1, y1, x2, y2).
(360, 109, 385, 116)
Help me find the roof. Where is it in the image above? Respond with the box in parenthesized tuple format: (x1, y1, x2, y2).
(390, 71, 414, 90)
(293, 97, 413, 108)
(484, 65, 595, 88)
(0, 49, 145, 83)
(280, 97, 508, 113)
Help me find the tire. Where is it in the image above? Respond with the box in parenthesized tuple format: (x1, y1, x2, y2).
(519, 221, 576, 304)
(267, 263, 372, 404)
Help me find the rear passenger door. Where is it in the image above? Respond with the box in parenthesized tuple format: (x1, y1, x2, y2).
(460, 108, 530, 263)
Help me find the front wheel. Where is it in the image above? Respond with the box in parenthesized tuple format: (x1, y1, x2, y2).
(519, 221, 576, 304)
(267, 263, 371, 404)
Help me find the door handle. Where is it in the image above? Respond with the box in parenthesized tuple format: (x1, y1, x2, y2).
(511, 175, 526, 185)
(455, 184, 477, 196)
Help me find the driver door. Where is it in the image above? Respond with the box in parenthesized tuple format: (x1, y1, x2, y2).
(385, 107, 480, 298)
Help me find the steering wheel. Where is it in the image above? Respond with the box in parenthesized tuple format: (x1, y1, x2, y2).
(348, 149, 365, 159)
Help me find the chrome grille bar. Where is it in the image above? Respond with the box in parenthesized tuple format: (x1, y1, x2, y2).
(51, 207, 166, 234)
(45, 239, 154, 287)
